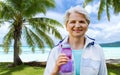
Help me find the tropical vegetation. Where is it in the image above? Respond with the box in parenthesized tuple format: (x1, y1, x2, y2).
(83, 0, 120, 21)
(0, 0, 63, 66)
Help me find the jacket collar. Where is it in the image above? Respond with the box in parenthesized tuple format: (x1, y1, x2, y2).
(84, 35, 95, 48)
(60, 35, 95, 48)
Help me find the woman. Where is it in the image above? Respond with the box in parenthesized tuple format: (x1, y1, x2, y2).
(44, 6, 107, 75)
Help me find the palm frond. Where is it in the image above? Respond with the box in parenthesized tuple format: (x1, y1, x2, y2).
(5, 0, 55, 18)
(23, 26, 35, 52)
(35, 28, 54, 48)
(3, 24, 14, 53)
(106, 0, 111, 21)
(98, 0, 105, 20)
(21, 0, 55, 18)
(112, 0, 120, 14)
(0, 1, 15, 20)
(83, 0, 120, 21)
(47, 25, 62, 40)
(7, 0, 28, 14)
(28, 17, 63, 40)
(38, 18, 63, 39)
(29, 29, 45, 49)
(28, 18, 47, 31)
(39, 17, 63, 27)
(83, 0, 93, 7)
(7, 0, 21, 10)
(28, 17, 63, 30)
(23, 26, 45, 51)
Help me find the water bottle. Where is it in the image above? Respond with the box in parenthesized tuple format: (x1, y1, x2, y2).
(60, 44, 73, 73)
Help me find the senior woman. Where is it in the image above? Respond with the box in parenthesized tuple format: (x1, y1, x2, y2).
(44, 6, 108, 75)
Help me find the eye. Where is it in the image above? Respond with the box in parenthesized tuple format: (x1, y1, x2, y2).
(79, 20, 85, 23)
(70, 20, 76, 24)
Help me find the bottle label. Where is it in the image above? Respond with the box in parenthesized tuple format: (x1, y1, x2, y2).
(60, 44, 73, 73)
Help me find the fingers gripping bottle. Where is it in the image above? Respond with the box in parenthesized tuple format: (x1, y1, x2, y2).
(60, 44, 73, 73)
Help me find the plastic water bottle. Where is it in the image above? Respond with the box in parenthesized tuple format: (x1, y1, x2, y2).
(60, 44, 73, 73)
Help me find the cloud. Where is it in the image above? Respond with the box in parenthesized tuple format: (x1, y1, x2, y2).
(87, 13, 120, 43)
(0, 22, 10, 44)
(0, 0, 120, 44)
(36, 11, 64, 24)
(85, 2, 100, 14)
(36, 3, 120, 44)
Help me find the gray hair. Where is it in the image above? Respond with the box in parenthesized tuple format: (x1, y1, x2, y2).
(64, 5, 90, 25)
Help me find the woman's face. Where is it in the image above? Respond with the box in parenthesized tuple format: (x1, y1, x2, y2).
(66, 12, 88, 38)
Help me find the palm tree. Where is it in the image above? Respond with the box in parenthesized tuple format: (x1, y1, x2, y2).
(0, 0, 63, 66)
(83, 0, 120, 21)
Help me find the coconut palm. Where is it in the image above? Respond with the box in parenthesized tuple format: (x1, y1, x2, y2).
(83, 0, 120, 21)
(0, 0, 63, 66)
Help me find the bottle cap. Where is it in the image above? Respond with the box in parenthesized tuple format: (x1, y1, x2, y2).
(62, 43, 70, 48)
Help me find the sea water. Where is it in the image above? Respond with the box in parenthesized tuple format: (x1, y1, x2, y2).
(103, 47, 120, 59)
(0, 46, 50, 62)
(0, 47, 120, 62)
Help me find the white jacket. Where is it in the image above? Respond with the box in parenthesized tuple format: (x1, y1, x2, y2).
(44, 36, 108, 75)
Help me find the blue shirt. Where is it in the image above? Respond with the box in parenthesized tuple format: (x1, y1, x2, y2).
(72, 50, 82, 75)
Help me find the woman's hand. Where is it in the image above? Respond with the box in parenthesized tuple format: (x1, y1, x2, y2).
(51, 53, 69, 75)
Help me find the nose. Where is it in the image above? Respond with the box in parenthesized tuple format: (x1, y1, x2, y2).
(75, 22, 81, 27)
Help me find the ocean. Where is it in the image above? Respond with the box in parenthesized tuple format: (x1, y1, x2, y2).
(0, 47, 120, 62)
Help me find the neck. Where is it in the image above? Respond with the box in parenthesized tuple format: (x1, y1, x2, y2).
(68, 36, 85, 50)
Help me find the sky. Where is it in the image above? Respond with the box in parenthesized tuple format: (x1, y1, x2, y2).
(0, 0, 120, 45)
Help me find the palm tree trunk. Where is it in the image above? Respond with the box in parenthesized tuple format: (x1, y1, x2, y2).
(13, 22, 23, 66)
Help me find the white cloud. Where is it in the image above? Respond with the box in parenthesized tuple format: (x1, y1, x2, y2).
(0, 1, 120, 44)
(36, 9, 120, 43)
(36, 11, 64, 24)
(87, 13, 120, 43)
(85, 2, 100, 14)
(103, 22, 120, 41)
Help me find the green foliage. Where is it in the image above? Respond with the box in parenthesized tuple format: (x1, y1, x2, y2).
(0, 63, 120, 75)
(3, 25, 14, 53)
(112, 0, 120, 14)
(83, 0, 120, 21)
(107, 63, 120, 75)
(0, 0, 63, 65)
(106, 0, 111, 21)
(0, 63, 44, 75)
(98, 0, 106, 20)
(83, 0, 93, 7)
(0, 1, 15, 20)
(0, 0, 63, 54)
(6, 0, 55, 18)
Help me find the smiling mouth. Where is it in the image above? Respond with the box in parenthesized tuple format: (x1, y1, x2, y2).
(73, 30, 82, 32)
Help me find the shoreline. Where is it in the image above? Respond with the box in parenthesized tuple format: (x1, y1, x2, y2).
(106, 59, 120, 64)
(1, 59, 120, 64)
